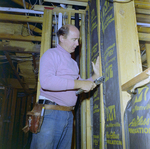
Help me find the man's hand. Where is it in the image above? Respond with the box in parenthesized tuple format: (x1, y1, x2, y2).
(92, 56, 100, 80)
(74, 80, 96, 93)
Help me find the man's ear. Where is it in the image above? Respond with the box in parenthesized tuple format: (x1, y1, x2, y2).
(60, 35, 64, 43)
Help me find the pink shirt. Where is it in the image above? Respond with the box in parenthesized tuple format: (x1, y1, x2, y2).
(39, 44, 92, 106)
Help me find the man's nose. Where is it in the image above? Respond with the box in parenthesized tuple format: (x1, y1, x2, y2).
(76, 40, 79, 46)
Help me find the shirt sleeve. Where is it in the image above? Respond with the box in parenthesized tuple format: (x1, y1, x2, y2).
(39, 50, 75, 91)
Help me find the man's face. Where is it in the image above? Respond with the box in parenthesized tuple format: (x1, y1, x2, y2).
(60, 26, 80, 53)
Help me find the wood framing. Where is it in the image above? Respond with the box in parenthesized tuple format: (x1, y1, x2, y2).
(44, 0, 88, 6)
(0, 13, 43, 23)
(96, 0, 104, 147)
(114, 1, 142, 148)
(122, 67, 150, 91)
(36, 8, 53, 101)
(80, 13, 87, 149)
(146, 44, 150, 68)
(0, 33, 41, 42)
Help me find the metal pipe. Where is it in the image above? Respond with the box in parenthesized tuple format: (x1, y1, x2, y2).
(0, 7, 44, 14)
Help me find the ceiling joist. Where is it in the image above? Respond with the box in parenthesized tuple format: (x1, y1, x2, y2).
(0, 13, 43, 23)
(135, 0, 150, 9)
(0, 33, 41, 42)
(136, 8, 150, 15)
(136, 14, 150, 24)
(138, 32, 150, 42)
(44, 0, 88, 6)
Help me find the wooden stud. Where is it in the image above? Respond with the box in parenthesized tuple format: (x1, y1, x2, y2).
(114, 1, 142, 148)
(146, 44, 150, 68)
(36, 9, 53, 102)
(80, 14, 87, 149)
(68, 12, 71, 24)
(96, 0, 104, 148)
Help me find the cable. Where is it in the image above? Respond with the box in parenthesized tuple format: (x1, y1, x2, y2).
(108, 0, 133, 3)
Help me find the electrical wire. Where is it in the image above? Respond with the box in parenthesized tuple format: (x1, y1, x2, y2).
(108, 0, 133, 3)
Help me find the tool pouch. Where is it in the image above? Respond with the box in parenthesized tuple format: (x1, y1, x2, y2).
(22, 103, 44, 134)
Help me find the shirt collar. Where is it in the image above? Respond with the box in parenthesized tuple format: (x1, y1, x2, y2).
(57, 44, 71, 57)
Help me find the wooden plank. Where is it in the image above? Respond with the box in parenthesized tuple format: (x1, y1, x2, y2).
(44, 0, 87, 6)
(24, 24, 42, 34)
(122, 67, 150, 91)
(80, 14, 86, 149)
(96, 0, 104, 148)
(114, 1, 142, 148)
(36, 9, 52, 102)
(138, 26, 150, 33)
(146, 44, 150, 68)
(0, 13, 43, 23)
(34, 5, 86, 14)
(138, 32, 150, 41)
(68, 12, 71, 24)
(136, 8, 150, 15)
(135, 0, 150, 9)
(0, 33, 41, 42)
(136, 14, 150, 23)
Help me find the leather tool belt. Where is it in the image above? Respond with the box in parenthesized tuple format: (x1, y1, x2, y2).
(22, 101, 74, 134)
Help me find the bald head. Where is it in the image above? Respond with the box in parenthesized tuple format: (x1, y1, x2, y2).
(57, 24, 80, 53)
(57, 24, 79, 42)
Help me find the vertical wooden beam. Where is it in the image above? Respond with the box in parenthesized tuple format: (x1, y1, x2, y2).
(146, 43, 150, 68)
(114, 1, 142, 148)
(96, 0, 104, 148)
(87, 7, 92, 149)
(36, 9, 52, 102)
(80, 14, 87, 149)
(85, 10, 92, 148)
(68, 12, 71, 24)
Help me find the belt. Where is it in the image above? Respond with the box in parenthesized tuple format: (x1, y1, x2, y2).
(38, 99, 74, 111)
(38, 99, 58, 105)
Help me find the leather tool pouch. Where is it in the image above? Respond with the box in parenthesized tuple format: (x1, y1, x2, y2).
(22, 103, 45, 134)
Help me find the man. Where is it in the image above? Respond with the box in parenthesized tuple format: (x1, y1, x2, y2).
(30, 24, 100, 149)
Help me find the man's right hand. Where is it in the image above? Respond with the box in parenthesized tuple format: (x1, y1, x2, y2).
(74, 80, 96, 93)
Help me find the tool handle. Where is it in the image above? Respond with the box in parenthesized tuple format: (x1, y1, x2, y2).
(76, 88, 84, 95)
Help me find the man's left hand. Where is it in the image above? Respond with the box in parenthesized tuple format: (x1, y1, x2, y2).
(92, 56, 100, 80)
